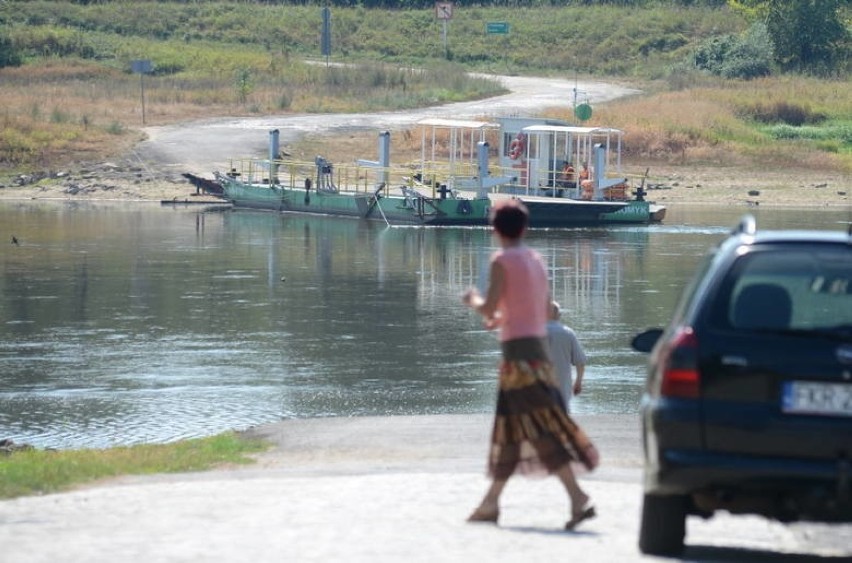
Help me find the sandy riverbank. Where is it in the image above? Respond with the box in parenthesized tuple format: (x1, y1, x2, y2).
(0, 162, 848, 209)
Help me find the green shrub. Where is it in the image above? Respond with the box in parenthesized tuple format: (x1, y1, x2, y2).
(105, 121, 123, 135)
(0, 35, 23, 68)
(743, 101, 826, 126)
(687, 23, 772, 79)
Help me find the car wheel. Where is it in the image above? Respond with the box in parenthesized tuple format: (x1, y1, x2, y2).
(638, 493, 687, 556)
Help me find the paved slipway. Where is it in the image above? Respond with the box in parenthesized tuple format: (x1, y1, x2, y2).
(1, 414, 850, 562)
(135, 75, 641, 176)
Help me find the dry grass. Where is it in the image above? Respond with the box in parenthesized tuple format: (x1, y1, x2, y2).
(0, 58, 502, 172)
(551, 76, 851, 176)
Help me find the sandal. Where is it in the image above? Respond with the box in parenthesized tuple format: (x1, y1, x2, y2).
(565, 505, 596, 531)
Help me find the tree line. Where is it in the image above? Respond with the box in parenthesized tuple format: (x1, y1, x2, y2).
(62, 1, 731, 6)
(3, 0, 848, 76)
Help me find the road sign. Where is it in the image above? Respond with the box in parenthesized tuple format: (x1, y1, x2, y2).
(435, 2, 453, 20)
(575, 103, 593, 122)
(486, 22, 509, 34)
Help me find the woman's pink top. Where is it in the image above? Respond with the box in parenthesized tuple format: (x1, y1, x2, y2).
(493, 245, 548, 342)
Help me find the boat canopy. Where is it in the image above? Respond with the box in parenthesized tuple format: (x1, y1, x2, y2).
(521, 125, 624, 136)
(417, 118, 499, 130)
(417, 118, 501, 183)
(515, 123, 626, 193)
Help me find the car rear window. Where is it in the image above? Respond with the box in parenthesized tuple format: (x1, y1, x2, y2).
(716, 246, 852, 332)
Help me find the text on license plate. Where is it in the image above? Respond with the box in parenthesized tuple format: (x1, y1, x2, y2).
(782, 381, 852, 417)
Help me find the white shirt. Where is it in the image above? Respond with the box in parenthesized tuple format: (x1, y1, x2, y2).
(546, 320, 586, 412)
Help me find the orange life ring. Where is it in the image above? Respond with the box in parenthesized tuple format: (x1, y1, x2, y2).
(508, 134, 526, 160)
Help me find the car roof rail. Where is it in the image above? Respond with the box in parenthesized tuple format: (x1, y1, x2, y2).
(732, 214, 756, 236)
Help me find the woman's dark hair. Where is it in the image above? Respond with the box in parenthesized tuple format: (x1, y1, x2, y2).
(490, 199, 529, 239)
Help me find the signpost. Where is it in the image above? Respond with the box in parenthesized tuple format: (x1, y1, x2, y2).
(435, 2, 453, 57)
(321, 7, 331, 64)
(485, 22, 509, 70)
(131, 59, 153, 125)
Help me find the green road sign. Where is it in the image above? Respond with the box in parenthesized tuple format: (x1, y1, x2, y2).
(486, 22, 509, 34)
(575, 103, 593, 122)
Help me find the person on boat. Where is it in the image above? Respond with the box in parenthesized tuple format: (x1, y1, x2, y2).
(462, 199, 598, 530)
(546, 301, 587, 413)
(508, 132, 526, 161)
(556, 161, 576, 197)
(579, 162, 593, 200)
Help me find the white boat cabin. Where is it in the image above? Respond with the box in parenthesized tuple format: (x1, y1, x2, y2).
(497, 117, 630, 201)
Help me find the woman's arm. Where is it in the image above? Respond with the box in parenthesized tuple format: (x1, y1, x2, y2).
(463, 260, 505, 325)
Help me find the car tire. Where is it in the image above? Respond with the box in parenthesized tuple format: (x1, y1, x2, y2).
(638, 493, 687, 556)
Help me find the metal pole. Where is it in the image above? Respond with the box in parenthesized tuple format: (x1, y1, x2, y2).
(442, 20, 448, 58)
(140, 72, 146, 125)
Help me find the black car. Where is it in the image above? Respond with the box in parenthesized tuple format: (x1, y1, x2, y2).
(632, 215, 852, 556)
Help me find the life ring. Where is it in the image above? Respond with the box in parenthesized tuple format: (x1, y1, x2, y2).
(508, 133, 526, 160)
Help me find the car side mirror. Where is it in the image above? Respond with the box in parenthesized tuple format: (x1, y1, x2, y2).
(631, 329, 663, 353)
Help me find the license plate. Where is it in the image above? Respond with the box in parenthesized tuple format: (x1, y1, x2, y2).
(782, 381, 852, 417)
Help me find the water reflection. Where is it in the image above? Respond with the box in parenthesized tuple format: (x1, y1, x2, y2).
(1, 201, 849, 448)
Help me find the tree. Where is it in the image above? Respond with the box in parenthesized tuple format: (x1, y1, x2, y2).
(729, 0, 849, 75)
(0, 34, 23, 68)
(767, 0, 848, 74)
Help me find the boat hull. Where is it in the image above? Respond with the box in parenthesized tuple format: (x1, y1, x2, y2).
(219, 176, 660, 227)
(597, 200, 666, 224)
(220, 177, 491, 226)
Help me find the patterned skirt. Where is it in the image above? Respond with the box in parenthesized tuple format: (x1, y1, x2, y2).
(487, 337, 600, 480)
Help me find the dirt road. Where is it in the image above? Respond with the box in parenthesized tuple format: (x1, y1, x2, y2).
(135, 75, 639, 176)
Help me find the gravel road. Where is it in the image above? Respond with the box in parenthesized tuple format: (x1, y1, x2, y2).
(135, 75, 640, 176)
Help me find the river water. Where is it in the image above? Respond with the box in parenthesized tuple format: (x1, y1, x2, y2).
(1, 201, 849, 449)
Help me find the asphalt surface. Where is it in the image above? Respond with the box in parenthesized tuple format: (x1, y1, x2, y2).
(1, 414, 850, 563)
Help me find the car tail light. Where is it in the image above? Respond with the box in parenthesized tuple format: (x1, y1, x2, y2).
(658, 327, 700, 399)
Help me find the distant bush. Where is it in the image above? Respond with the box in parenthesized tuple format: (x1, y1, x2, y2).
(686, 23, 772, 79)
(0, 35, 23, 68)
(741, 101, 826, 126)
(762, 123, 851, 146)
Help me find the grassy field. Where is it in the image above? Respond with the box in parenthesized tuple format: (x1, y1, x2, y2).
(0, 2, 848, 178)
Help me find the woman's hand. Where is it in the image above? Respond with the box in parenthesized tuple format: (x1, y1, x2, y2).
(483, 312, 502, 330)
(462, 287, 483, 309)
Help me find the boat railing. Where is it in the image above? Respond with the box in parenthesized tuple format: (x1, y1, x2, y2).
(226, 157, 457, 200)
(225, 156, 647, 202)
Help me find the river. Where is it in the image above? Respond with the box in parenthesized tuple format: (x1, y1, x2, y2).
(1, 201, 849, 449)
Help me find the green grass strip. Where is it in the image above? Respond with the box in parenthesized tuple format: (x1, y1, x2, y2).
(0, 432, 269, 500)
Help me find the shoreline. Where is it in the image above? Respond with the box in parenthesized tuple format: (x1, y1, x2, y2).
(0, 165, 848, 209)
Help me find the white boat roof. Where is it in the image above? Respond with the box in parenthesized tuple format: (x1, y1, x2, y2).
(522, 124, 624, 136)
(417, 118, 499, 129)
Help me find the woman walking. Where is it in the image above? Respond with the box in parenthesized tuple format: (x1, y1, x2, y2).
(462, 199, 599, 530)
